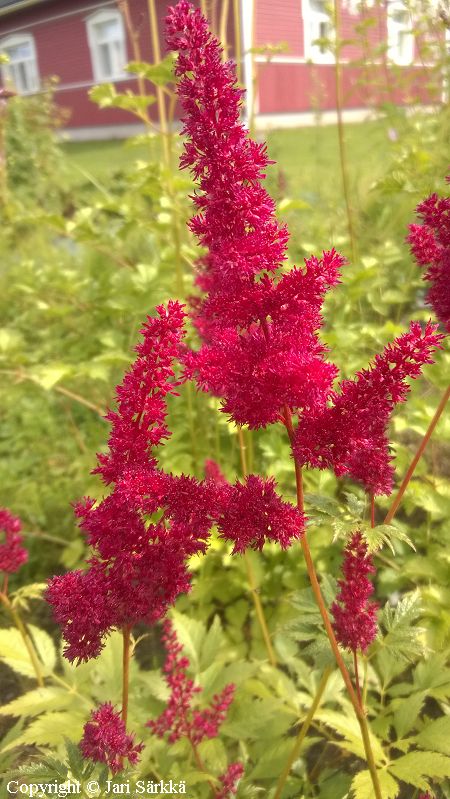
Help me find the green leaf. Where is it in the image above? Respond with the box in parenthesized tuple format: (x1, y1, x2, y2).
(126, 55, 176, 86)
(65, 737, 85, 779)
(316, 708, 386, 765)
(352, 769, 399, 799)
(389, 751, 450, 788)
(31, 363, 71, 390)
(2, 712, 85, 751)
(378, 593, 426, 662)
(171, 610, 205, 672)
(0, 627, 48, 678)
(393, 691, 425, 739)
(10, 582, 47, 611)
(0, 687, 69, 718)
(362, 523, 416, 555)
(199, 615, 223, 671)
(29, 625, 57, 673)
(414, 715, 450, 756)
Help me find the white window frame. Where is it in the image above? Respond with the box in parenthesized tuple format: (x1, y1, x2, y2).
(387, 0, 415, 65)
(0, 33, 39, 94)
(86, 8, 127, 83)
(302, 0, 334, 63)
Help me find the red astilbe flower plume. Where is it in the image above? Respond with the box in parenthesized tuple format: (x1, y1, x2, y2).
(47, 302, 222, 663)
(331, 532, 378, 653)
(216, 762, 245, 798)
(0, 508, 27, 575)
(217, 475, 305, 554)
(147, 619, 236, 745)
(408, 177, 450, 332)
(167, 2, 344, 428)
(80, 702, 143, 773)
(294, 321, 443, 495)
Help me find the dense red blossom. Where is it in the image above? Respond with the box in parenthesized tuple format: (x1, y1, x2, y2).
(47, 303, 222, 662)
(408, 181, 450, 332)
(147, 619, 235, 745)
(331, 532, 378, 653)
(217, 475, 304, 553)
(167, 2, 343, 428)
(216, 762, 245, 798)
(95, 301, 186, 485)
(204, 459, 227, 484)
(293, 321, 443, 495)
(0, 508, 27, 575)
(80, 702, 143, 773)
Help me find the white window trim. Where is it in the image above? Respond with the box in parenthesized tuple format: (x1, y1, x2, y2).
(387, 0, 415, 65)
(302, 0, 335, 64)
(86, 8, 127, 83)
(0, 32, 39, 94)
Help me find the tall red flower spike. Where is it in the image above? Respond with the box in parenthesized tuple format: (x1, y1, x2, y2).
(331, 532, 378, 653)
(0, 508, 27, 575)
(47, 302, 222, 663)
(167, 1, 344, 430)
(408, 176, 450, 332)
(147, 619, 236, 745)
(293, 321, 443, 495)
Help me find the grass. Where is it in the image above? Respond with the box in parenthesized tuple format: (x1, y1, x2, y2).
(62, 118, 393, 202)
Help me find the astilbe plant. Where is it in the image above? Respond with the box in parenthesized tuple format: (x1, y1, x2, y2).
(164, 3, 446, 797)
(40, 2, 448, 793)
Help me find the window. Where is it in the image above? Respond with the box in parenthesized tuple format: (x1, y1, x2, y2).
(387, 1, 414, 64)
(86, 9, 127, 82)
(0, 34, 39, 94)
(303, 0, 334, 63)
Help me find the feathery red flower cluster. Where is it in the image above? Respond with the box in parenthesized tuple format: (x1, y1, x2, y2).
(331, 532, 378, 653)
(147, 619, 236, 746)
(167, 1, 443, 498)
(408, 177, 450, 332)
(47, 302, 221, 663)
(167, 1, 344, 430)
(0, 508, 27, 575)
(293, 321, 443, 495)
(80, 702, 143, 773)
(216, 762, 245, 798)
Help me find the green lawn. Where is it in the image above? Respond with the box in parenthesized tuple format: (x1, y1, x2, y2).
(62, 119, 392, 203)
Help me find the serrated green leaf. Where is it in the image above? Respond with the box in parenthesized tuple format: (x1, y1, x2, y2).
(199, 615, 223, 671)
(414, 715, 450, 756)
(389, 750, 450, 788)
(316, 708, 386, 765)
(393, 691, 425, 739)
(352, 768, 399, 799)
(171, 611, 205, 673)
(1, 712, 85, 752)
(0, 687, 69, 718)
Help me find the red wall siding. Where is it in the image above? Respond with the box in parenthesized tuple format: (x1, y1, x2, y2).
(256, 0, 303, 56)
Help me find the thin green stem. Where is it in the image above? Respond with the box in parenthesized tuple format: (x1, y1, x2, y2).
(0, 592, 44, 687)
(384, 384, 450, 524)
(274, 667, 332, 799)
(333, 0, 357, 265)
(284, 407, 383, 799)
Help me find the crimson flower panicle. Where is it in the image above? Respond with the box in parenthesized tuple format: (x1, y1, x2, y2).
(331, 532, 378, 653)
(408, 180, 450, 332)
(0, 508, 27, 575)
(167, 2, 343, 429)
(216, 762, 245, 798)
(294, 320, 443, 495)
(80, 702, 143, 773)
(48, 302, 221, 663)
(147, 619, 235, 746)
(217, 475, 305, 554)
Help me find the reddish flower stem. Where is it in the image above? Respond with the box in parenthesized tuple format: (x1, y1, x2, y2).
(284, 405, 382, 799)
(353, 650, 362, 707)
(384, 384, 450, 525)
(188, 734, 218, 798)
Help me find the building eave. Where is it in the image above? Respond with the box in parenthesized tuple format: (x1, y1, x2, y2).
(0, 0, 48, 17)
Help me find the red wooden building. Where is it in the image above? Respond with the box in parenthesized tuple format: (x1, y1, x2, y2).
(0, 0, 442, 138)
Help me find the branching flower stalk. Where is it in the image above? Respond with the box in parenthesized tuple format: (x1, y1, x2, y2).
(165, 6, 445, 798)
